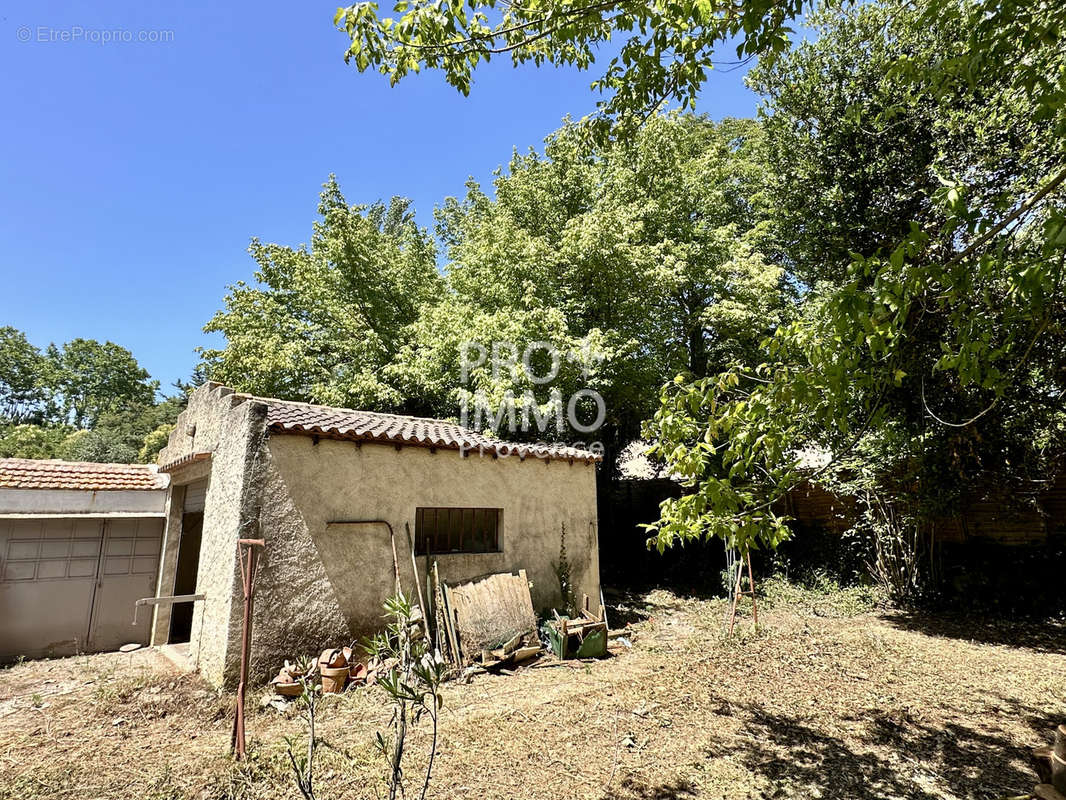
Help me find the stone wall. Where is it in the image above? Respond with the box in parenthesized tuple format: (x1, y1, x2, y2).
(246, 434, 600, 682)
(782, 474, 1066, 545)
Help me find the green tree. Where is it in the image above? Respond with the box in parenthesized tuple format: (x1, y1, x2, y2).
(340, 0, 1066, 574)
(0, 424, 67, 460)
(340, 0, 1066, 575)
(336, 0, 801, 138)
(0, 327, 51, 425)
(56, 429, 135, 464)
(59, 395, 186, 464)
(643, 0, 1066, 573)
(394, 300, 592, 421)
(0, 328, 184, 464)
(48, 339, 159, 428)
(138, 423, 175, 465)
(416, 114, 787, 467)
(202, 176, 443, 411)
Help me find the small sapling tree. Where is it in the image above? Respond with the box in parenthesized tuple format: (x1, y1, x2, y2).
(367, 592, 447, 800)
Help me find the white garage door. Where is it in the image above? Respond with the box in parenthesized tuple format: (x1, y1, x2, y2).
(0, 517, 163, 660)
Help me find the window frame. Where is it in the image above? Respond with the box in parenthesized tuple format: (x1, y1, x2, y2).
(414, 507, 502, 555)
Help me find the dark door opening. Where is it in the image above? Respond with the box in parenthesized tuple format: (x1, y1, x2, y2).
(168, 511, 203, 644)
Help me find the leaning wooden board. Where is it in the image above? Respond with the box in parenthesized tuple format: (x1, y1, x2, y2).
(446, 570, 537, 663)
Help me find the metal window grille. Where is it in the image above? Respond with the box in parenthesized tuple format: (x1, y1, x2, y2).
(415, 507, 501, 555)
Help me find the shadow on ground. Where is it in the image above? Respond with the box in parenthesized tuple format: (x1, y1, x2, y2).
(604, 589, 657, 628)
(881, 611, 1066, 656)
(708, 696, 1043, 799)
(604, 778, 698, 799)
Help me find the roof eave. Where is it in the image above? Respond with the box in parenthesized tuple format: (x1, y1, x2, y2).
(266, 424, 601, 464)
(157, 451, 214, 473)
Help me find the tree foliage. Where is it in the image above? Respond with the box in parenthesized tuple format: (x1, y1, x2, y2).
(644, 0, 1066, 558)
(202, 176, 442, 411)
(335, 0, 1066, 558)
(202, 118, 789, 473)
(0, 424, 68, 460)
(0, 327, 51, 425)
(336, 0, 801, 138)
(0, 329, 183, 464)
(420, 114, 787, 462)
(57, 399, 186, 464)
(47, 338, 159, 429)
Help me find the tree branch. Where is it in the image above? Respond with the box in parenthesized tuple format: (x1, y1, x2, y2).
(944, 165, 1066, 270)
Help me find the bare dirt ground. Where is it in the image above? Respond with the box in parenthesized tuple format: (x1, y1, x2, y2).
(2, 587, 1064, 800)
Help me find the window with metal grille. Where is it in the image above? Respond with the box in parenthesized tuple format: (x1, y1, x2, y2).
(415, 507, 501, 555)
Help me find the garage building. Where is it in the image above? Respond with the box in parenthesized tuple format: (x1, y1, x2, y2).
(0, 459, 169, 661)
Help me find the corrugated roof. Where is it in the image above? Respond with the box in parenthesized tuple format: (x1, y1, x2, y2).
(263, 398, 601, 463)
(0, 458, 169, 491)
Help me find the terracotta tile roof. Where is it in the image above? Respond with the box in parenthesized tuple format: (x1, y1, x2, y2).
(0, 458, 169, 491)
(157, 451, 213, 473)
(263, 398, 601, 463)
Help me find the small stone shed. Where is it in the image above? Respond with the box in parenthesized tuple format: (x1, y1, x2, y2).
(0, 459, 169, 661)
(152, 383, 601, 687)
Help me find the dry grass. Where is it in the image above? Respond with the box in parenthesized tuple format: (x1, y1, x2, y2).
(1, 588, 1064, 800)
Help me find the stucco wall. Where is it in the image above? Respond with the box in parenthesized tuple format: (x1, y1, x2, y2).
(188, 399, 267, 686)
(247, 434, 600, 682)
(0, 488, 167, 516)
(157, 382, 241, 468)
(153, 384, 268, 687)
(153, 383, 601, 688)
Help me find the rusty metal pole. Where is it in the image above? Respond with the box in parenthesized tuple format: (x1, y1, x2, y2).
(232, 537, 265, 760)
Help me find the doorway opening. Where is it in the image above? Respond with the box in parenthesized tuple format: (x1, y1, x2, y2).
(168, 480, 207, 644)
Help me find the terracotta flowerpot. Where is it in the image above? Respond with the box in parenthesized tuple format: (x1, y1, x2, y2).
(320, 664, 348, 694)
(348, 662, 368, 685)
(320, 648, 347, 669)
(274, 681, 304, 697)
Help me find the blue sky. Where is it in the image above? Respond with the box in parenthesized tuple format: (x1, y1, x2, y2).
(0, 1, 761, 393)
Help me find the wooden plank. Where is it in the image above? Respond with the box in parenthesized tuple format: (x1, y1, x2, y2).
(517, 569, 535, 620)
(491, 633, 523, 658)
(430, 560, 452, 664)
(512, 645, 541, 663)
(441, 582, 462, 666)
